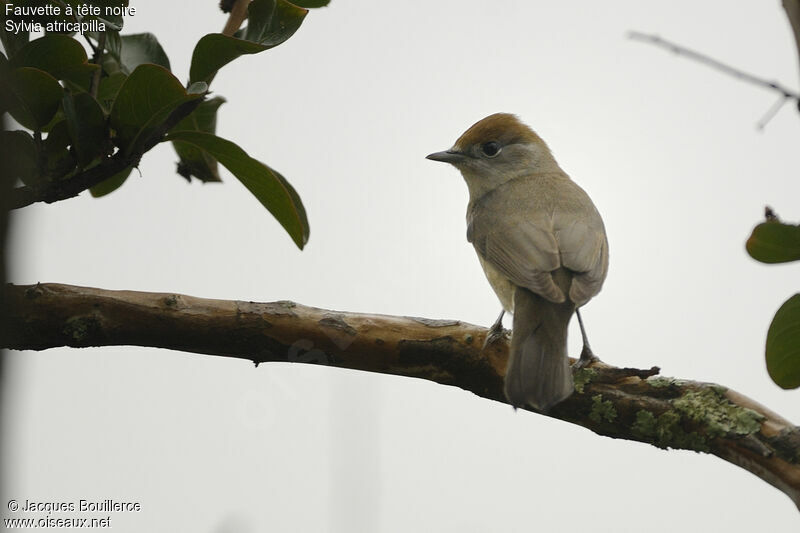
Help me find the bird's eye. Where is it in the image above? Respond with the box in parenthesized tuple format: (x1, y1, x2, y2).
(481, 141, 501, 158)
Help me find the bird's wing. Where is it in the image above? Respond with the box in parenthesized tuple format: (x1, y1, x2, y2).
(469, 212, 565, 303)
(552, 208, 608, 306)
(468, 177, 609, 306)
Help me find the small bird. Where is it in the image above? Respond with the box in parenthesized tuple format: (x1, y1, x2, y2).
(427, 113, 608, 411)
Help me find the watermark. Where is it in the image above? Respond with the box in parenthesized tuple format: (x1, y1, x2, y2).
(4, 499, 141, 529)
(4, 3, 137, 34)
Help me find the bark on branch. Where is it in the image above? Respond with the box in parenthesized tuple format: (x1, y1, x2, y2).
(3, 282, 800, 509)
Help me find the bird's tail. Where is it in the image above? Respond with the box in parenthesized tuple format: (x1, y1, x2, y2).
(504, 285, 575, 411)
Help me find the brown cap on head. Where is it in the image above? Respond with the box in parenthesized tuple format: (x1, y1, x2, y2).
(454, 113, 548, 152)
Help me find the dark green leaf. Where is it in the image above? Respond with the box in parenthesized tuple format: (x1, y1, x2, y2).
(3, 67, 63, 130)
(10, 34, 98, 87)
(170, 97, 226, 182)
(110, 64, 202, 154)
(746, 221, 800, 264)
(120, 33, 171, 72)
(244, 0, 307, 46)
(90, 166, 133, 197)
(103, 31, 171, 75)
(42, 120, 78, 181)
(0, 52, 10, 116)
(767, 294, 800, 389)
(96, 71, 127, 113)
(0, 12, 30, 58)
(291, 0, 330, 7)
(0, 131, 38, 184)
(166, 131, 309, 249)
(188, 0, 308, 84)
(102, 29, 124, 74)
(189, 34, 265, 85)
(187, 82, 208, 95)
(63, 91, 106, 167)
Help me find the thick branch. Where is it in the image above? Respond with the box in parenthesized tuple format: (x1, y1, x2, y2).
(3, 282, 800, 509)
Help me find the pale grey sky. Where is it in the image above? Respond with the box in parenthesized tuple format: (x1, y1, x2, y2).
(5, 1, 800, 531)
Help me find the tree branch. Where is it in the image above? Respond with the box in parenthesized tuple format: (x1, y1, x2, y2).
(628, 31, 800, 125)
(9, 97, 205, 210)
(222, 0, 251, 37)
(3, 282, 800, 509)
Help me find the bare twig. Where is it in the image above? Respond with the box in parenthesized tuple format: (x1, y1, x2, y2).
(629, 31, 800, 126)
(222, 0, 251, 37)
(758, 94, 792, 129)
(3, 282, 800, 510)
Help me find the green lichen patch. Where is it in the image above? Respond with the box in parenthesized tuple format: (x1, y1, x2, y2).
(589, 394, 617, 424)
(573, 368, 598, 394)
(673, 388, 764, 438)
(63, 315, 100, 343)
(648, 376, 677, 388)
(631, 409, 709, 452)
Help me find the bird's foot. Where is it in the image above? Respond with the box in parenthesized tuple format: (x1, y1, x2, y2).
(572, 344, 600, 370)
(482, 320, 507, 351)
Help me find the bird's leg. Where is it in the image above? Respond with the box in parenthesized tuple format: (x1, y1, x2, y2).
(483, 309, 506, 350)
(573, 308, 600, 369)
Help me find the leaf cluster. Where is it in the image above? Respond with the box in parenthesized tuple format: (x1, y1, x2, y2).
(0, 0, 325, 249)
(746, 210, 800, 388)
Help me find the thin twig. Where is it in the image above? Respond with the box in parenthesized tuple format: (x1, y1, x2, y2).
(222, 0, 250, 37)
(628, 31, 800, 127)
(758, 94, 791, 130)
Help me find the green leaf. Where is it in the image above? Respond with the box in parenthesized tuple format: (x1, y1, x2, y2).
(102, 29, 123, 74)
(244, 0, 307, 46)
(90, 166, 133, 197)
(0, 52, 10, 116)
(110, 64, 203, 154)
(187, 82, 208, 95)
(10, 34, 98, 87)
(746, 221, 800, 264)
(166, 131, 309, 249)
(189, 34, 265, 85)
(766, 294, 800, 389)
(3, 67, 63, 130)
(42, 120, 78, 181)
(96, 71, 127, 113)
(188, 0, 308, 84)
(103, 30, 171, 76)
(0, 11, 30, 58)
(0, 131, 38, 184)
(291, 0, 330, 7)
(170, 97, 226, 183)
(63, 91, 106, 168)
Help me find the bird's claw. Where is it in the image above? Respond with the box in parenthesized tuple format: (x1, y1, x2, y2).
(572, 344, 600, 370)
(482, 321, 507, 350)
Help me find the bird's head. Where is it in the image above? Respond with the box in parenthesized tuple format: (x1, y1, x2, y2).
(426, 113, 560, 200)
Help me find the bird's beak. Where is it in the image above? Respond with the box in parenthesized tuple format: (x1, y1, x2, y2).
(426, 150, 465, 164)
